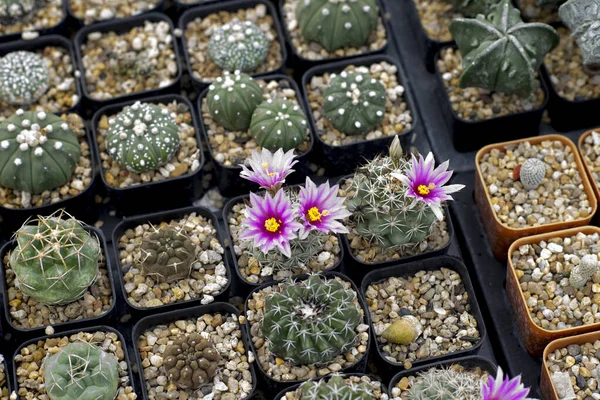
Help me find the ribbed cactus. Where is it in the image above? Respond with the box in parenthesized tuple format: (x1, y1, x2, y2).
(106, 101, 180, 173)
(449, 0, 559, 97)
(162, 333, 220, 390)
(262, 274, 362, 365)
(139, 226, 196, 283)
(207, 71, 263, 132)
(248, 231, 324, 272)
(208, 19, 270, 73)
(569, 254, 598, 288)
(519, 158, 546, 190)
(559, 0, 600, 72)
(9, 212, 100, 305)
(0, 0, 38, 24)
(299, 375, 373, 399)
(0, 110, 80, 195)
(250, 99, 308, 152)
(442, 0, 502, 17)
(407, 368, 483, 400)
(295, 0, 379, 52)
(0, 51, 49, 106)
(323, 70, 386, 135)
(44, 342, 119, 400)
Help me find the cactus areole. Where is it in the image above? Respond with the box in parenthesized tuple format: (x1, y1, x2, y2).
(559, 0, 600, 73)
(0, 50, 50, 106)
(249, 99, 309, 152)
(140, 226, 196, 283)
(300, 375, 374, 399)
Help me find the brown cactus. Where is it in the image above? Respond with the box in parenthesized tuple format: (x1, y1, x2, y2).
(140, 226, 195, 283)
(162, 333, 220, 390)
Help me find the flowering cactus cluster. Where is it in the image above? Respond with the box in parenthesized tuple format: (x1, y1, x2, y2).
(0, 0, 39, 25)
(208, 19, 270, 72)
(299, 375, 373, 399)
(249, 99, 309, 152)
(0, 50, 49, 105)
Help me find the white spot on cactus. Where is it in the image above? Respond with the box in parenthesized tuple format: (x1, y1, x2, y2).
(61, 123, 68, 130)
(16, 109, 23, 115)
(376, 110, 383, 117)
(14, 158, 22, 166)
(0, 140, 8, 149)
(54, 141, 63, 150)
(21, 119, 30, 128)
(355, 121, 361, 128)
(19, 143, 28, 151)
(344, 22, 352, 29)
(363, 5, 371, 12)
(34, 147, 43, 156)
(37, 111, 46, 120)
(322, 8, 329, 16)
(7, 124, 15, 132)
(339, 108, 345, 115)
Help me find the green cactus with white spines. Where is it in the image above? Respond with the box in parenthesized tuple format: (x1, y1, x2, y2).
(0, 0, 39, 25)
(106, 101, 180, 174)
(250, 99, 308, 152)
(9, 212, 101, 305)
(44, 342, 120, 400)
(0, 50, 49, 106)
(295, 0, 379, 52)
(207, 71, 263, 131)
(299, 375, 373, 399)
(323, 70, 386, 135)
(407, 367, 483, 400)
(262, 274, 362, 366)
(209, 19, 270, 73)
(0, 110, 80, 194)
(248, 230, 325, 272)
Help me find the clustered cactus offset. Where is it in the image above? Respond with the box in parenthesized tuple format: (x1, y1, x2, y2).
(0, 0, 39, 25)
(139, 226, 196, 283)
(162, 333, 220, 390)
(407, 367, 483, 400)
(0, 50, 49, 105)
(44, 342, 120, 400)
(559, 0, 600, 72)
(0, 110, 80, 194)
(299, 375, 373, 399)
(569, 254, 599, 288)
(249, 98, 309, 152)
(517, 157, 546, 190)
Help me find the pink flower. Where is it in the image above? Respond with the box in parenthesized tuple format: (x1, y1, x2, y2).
(482, 367, 532, 400)
(239, 148, 297, 191)
(297, 177, 350, 239)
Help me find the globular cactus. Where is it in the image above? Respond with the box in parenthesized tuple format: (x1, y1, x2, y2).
(262, 274, 362, 365)
(106, 101, 180, 173)
(109, 51, 155, 79)
(519, 158, 546, 190)
(162, 333, 220, 390)
(381, 315, 423, 345)
(0, 50, 49, 106)
(295, 0, 379, 52)
(248, 230, 324, 272)
(442, 0, 502, 17)
(299, 375, 373, 400)
(9, 212, 100, 305)
(208, 19, 270, 73)
(569, 254, 598, 288)
(407, 367, 483, 400)
(139, 226, 196, 283)
(43, 342, 119, 400)
(0, 110, 80, 195)
(207, 71, 263, 132)
(249, 99, 308, 152)
(0, 0, 39, 25)
(559, 0, 600, 72)
(323, 70, 386, 135)
(449, 0, 559, 97)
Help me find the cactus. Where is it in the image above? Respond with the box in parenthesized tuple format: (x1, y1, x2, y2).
(249, 99, 309, 152)
(106, 101, 180, 173)
(0, 110, 80, 194)
(208, 19, 270, 73)
(0, 0, 39, 25)
(449, 0, 559, 97)
(162, 333, 220, 390)
(559, 0, 600, 72)
(0, 51, 49, 106)
(299, 375, 373, 399)
(442, 0, 502, 17)
(109, 51, 155, 79)
(139, 226, 196, 283)
(323, 70, 386, 135)
(519, 158, 546, 190)
(295, 0, 379, 52)
(262, 274, 362, 365)
(44, 342, 119, 400)
(247, 230, 325, 272)
(407, 367, 483, 400)
(381, 315, 423, 345)
(569, 254, 598, 288)
(207, 71, 263, 132)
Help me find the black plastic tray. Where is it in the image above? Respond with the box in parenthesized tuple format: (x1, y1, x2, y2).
(0, 0, 68, 44)
(66, 0, 166, 28)
(274, 373, 388, 399)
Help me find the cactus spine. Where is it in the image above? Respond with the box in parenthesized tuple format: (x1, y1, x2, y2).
(407, 367, 483, 400)
(248, 230, 325, 272)
(299, 375, 373, 399)
(249, 99, 309, 152)
(519, 158, 546, 190)
(139, 226, 196, 283)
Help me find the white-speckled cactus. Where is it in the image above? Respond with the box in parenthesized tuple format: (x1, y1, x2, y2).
(0, 51, 49, 105)
(559, 0, 600, 72)
(519, 158, 546, 190)
(0, 0, 38, 24)
(249, 99, 309, 152)
(569, 254, 598, 288)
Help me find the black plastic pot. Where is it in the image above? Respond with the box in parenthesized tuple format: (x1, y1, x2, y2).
(274, 373, 388, 399)
(66, 0, 165, 28)
(74, 12, 183, 112)
(301, 54, 420, 176)
(361, 255, 488, 382)
(90, 93, 205, 216)
(111, 205, 231, 318)
(244, 271, 371, 394)
(433, 44, 549, 153)
(198, 74, 314, 197)
(179, 0, 288, 92)
(0, 0, 68, 44)
(131, 302, 257, 400)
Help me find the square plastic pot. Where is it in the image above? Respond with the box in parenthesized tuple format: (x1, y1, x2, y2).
(90, 93, 205, 216)
(578, 129, 600, 225)
(66, 0, 165, 28)
(0, 0, 67, 44)
(361, 255, 487, 382)
(274, 373, 388, 399)
(474, 134, 597, 261)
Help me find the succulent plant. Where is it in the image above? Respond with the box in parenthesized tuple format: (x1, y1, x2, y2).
(569, 254, 599, 288)
(449, 0, 559, 97)
(106, 101, 180, 173)
(262, 274, 362, 365)
(207, 71, 263, 131)
(442, 0, 502, 17)
(162, 333, 220, 390)
(249, 99, 309, 152)
(0, 0, 39, 25)
(407, 367, 483, 400)
(0, 50, 49, 106)
(518, 158, 546, 190)
(248, 230, 325, 272)
(559, 0, 600, 72)
(0, 110, 80, 194)
(295, 0, 379, 52)
(299, 375, 373, 399)
(44, 342, 119, 400)
(208, 19, 270, 73)
(109, 51, 155, 79)
(323, 70, 386, 135)
(9, 212, 100, 305)
(381, 315, 423, 345)
(139, 226, 196, 283)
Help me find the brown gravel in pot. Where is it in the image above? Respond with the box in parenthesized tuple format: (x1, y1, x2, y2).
(70, 0, 161, 25)
(545, 340, 600, 399)
(0, 0, 63, 36)
(0, 358, 8, 400)
(411, 0, 459, 42)
(515, 0, 559, 23)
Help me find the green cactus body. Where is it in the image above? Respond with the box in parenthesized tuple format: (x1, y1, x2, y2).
(140, 226, 196, 283)
(407, 367, 483, 400)
(0, 0, 38, 24)
(262, 274, 362, 366)
(299, 375, 373, 399)
(323, 70, 386, 135)
(295, 0, 379, 52)
(9, 213, 100, 305)
(443, 0, 502, 17)
(106, 101, 180, 173)
(44, 342, 119, 400)
(208, 19, 270, 73)
(0, 110, 80, 194)
(0, 51, 49, 105)
(449, 0, 559, 97)
(207, 71, 263, 131)
(249, 231, 324, 272)
(559, 0, 600, 71)
(250, 99, 308, 152)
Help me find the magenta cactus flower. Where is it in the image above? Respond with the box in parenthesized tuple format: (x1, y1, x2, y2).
(482, 367, 532, 400)
(239, 148, 297, 191)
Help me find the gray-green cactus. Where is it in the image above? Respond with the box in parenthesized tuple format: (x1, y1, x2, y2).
(140, 226, 195, 283)
(0, 110, 81, 194)
(569, 254, 598, 288)
(9, 212, 100, 305)
(519, 158, 546, 190)
(443, 0, 502, 17)
(249, 99, 308, 152)
(295, 0, 379, 52)
(262, 274, 362, 365)
(407, 367, 483, 400)
(44, 342, 119, 400)
(207, 71, 263, 131)
(449, 0, 559, 97)
(248, 230, 325, 272)
(323, 70, 386, 135)
(106, 101, 180, 173)
(559, 0, 600, 72)
(0, 51, 49, 105)
(0, 0, 39, 25)
(208, 19, 270, 73)
(299, 375, 373, 400)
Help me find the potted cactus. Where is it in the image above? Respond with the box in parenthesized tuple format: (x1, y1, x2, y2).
(274, 374, 388, 399)
(0, 0, 67, 42)
(67, 0, 164, 26)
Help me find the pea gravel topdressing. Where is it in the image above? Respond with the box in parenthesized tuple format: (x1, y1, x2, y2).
(70, 0, 161, 24)
(411, 0, 458, 42)
(515, 0, 559, 23)
(0, 0, 63, 36)
(0, 357, 7, 400)
(546, 340, 600, 399)
(580, 131, 600, 191)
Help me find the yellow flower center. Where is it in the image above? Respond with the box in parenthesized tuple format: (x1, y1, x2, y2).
(307, 207, 328, 222)
(417, 183, 436, 196)
(264, 217, 281, 233)
(261, 162, 277, 177)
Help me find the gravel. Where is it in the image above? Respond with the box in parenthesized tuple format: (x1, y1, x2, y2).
(0, 356, 7, 400)
(515, 0, 559, 23)
(280, 375, 388, 400)
(70, 0, 161, 24)
(411, 0, 458, 42)
(580, 130, 600, 191)
(545, 339, 600, 398)
(0, 0, 63, 37)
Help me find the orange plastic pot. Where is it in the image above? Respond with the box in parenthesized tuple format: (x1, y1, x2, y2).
(578, 129, 600, 224)
(475, 134, 597, 261)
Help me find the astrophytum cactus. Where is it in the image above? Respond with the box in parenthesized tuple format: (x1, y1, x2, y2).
(0, 0, 39, 25)
(0, 50, 49, 105)
(249, 99, 309, 152)
(299, 375, 373, 400)
(139, 226, 196, 283)
(162, 333, 220, 390)
(559, 0, 600, 72)
(569, 254, 599, 288)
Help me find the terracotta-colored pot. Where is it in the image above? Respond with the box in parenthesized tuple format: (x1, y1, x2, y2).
(578, 129, 600, 222)
(475, 134, 597, 260)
